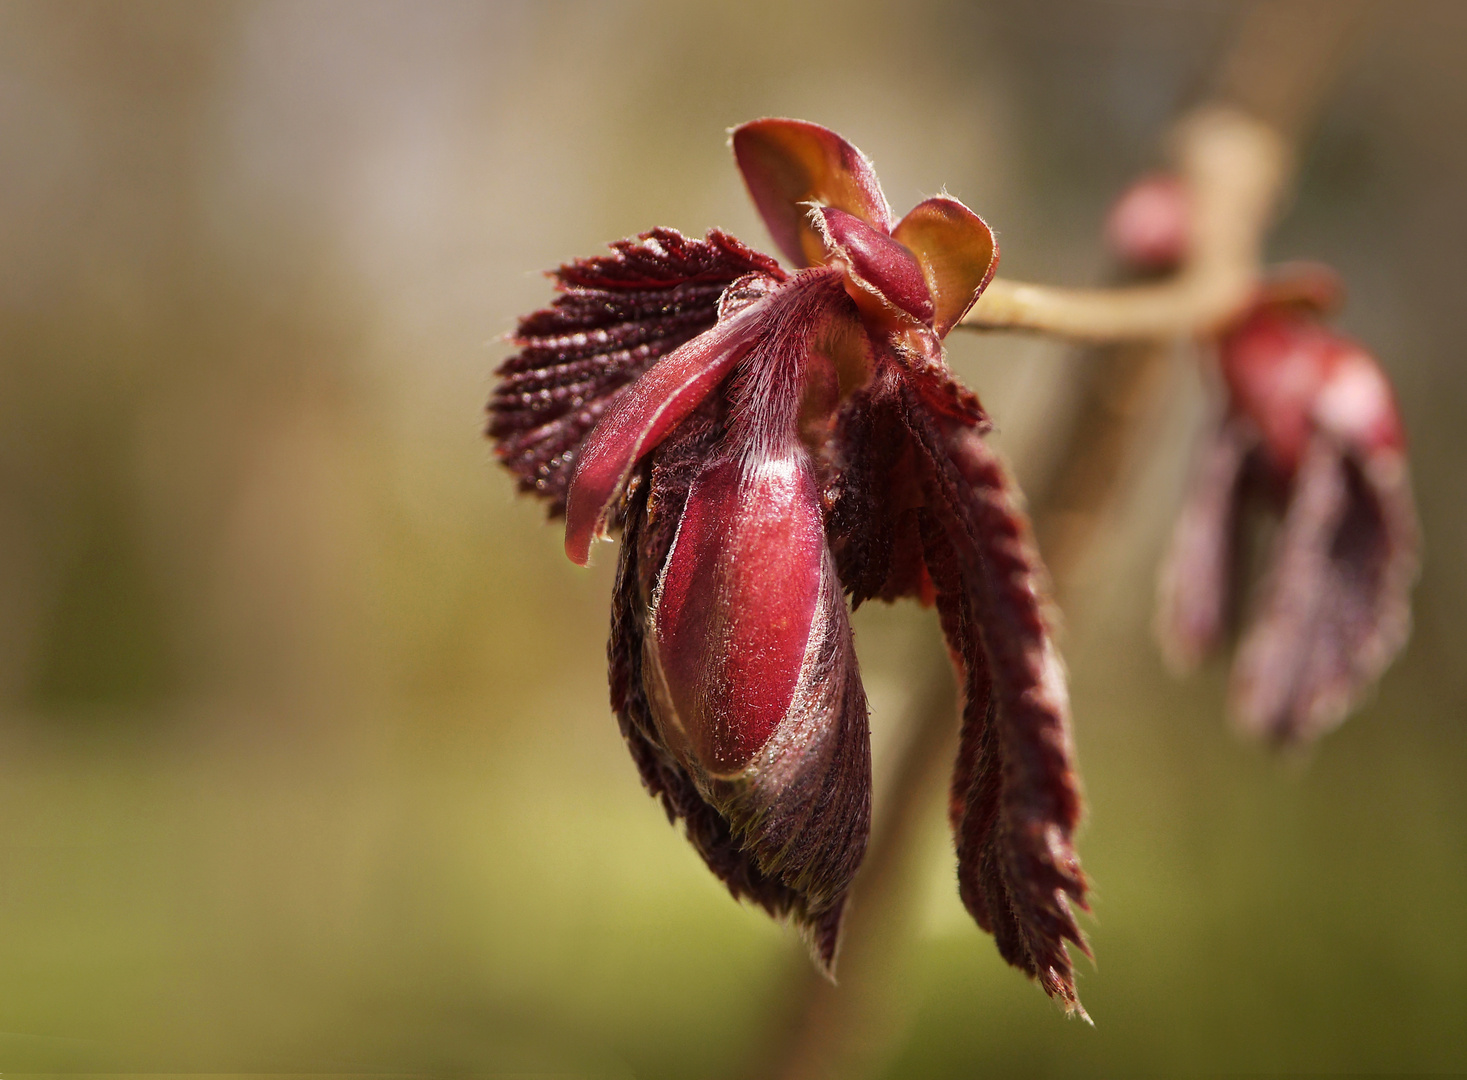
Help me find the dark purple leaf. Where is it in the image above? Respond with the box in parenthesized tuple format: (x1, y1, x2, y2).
(1155, 415, 1257, 674)
(907, 399, 1090, 1016)
(825, 368, 935, 607)
(488, 228, 781, 516)
(1230, 434, 1418, 744)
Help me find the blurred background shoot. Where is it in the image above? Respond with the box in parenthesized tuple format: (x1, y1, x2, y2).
(1, 1, 1464, 1076)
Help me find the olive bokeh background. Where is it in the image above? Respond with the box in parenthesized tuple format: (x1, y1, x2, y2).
(2, 1, 1464, 1075)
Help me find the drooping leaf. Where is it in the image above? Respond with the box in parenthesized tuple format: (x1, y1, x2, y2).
(1230, 434, 1418, 744)
(907, 401, 1090, 1016)
(1187, 301, 1418, 745)
(825, 367, 934, 607)
(1155, 415, 1257, 674)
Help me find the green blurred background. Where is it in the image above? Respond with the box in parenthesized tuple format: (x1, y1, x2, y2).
(2, 1, 1464, 1075)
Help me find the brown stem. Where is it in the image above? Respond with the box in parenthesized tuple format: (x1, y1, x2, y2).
(962, 107, 1288, 341)
(960, 0, 1377, 343)
(1215, 0, 1376, 142)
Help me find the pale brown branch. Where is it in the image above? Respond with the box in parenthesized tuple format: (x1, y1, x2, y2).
(961, 107, 1291, 342)
(959, 0, 1378, 345)
(1216, 0, 1376, 141)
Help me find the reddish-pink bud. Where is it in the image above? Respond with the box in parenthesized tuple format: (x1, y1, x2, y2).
(817, 206, 935, 326)
(651, 453, 826, 774)
(1105, 173, 1190, 271)
(1313, 350, 1405, 455)
(1219, 307, 1403, 476)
